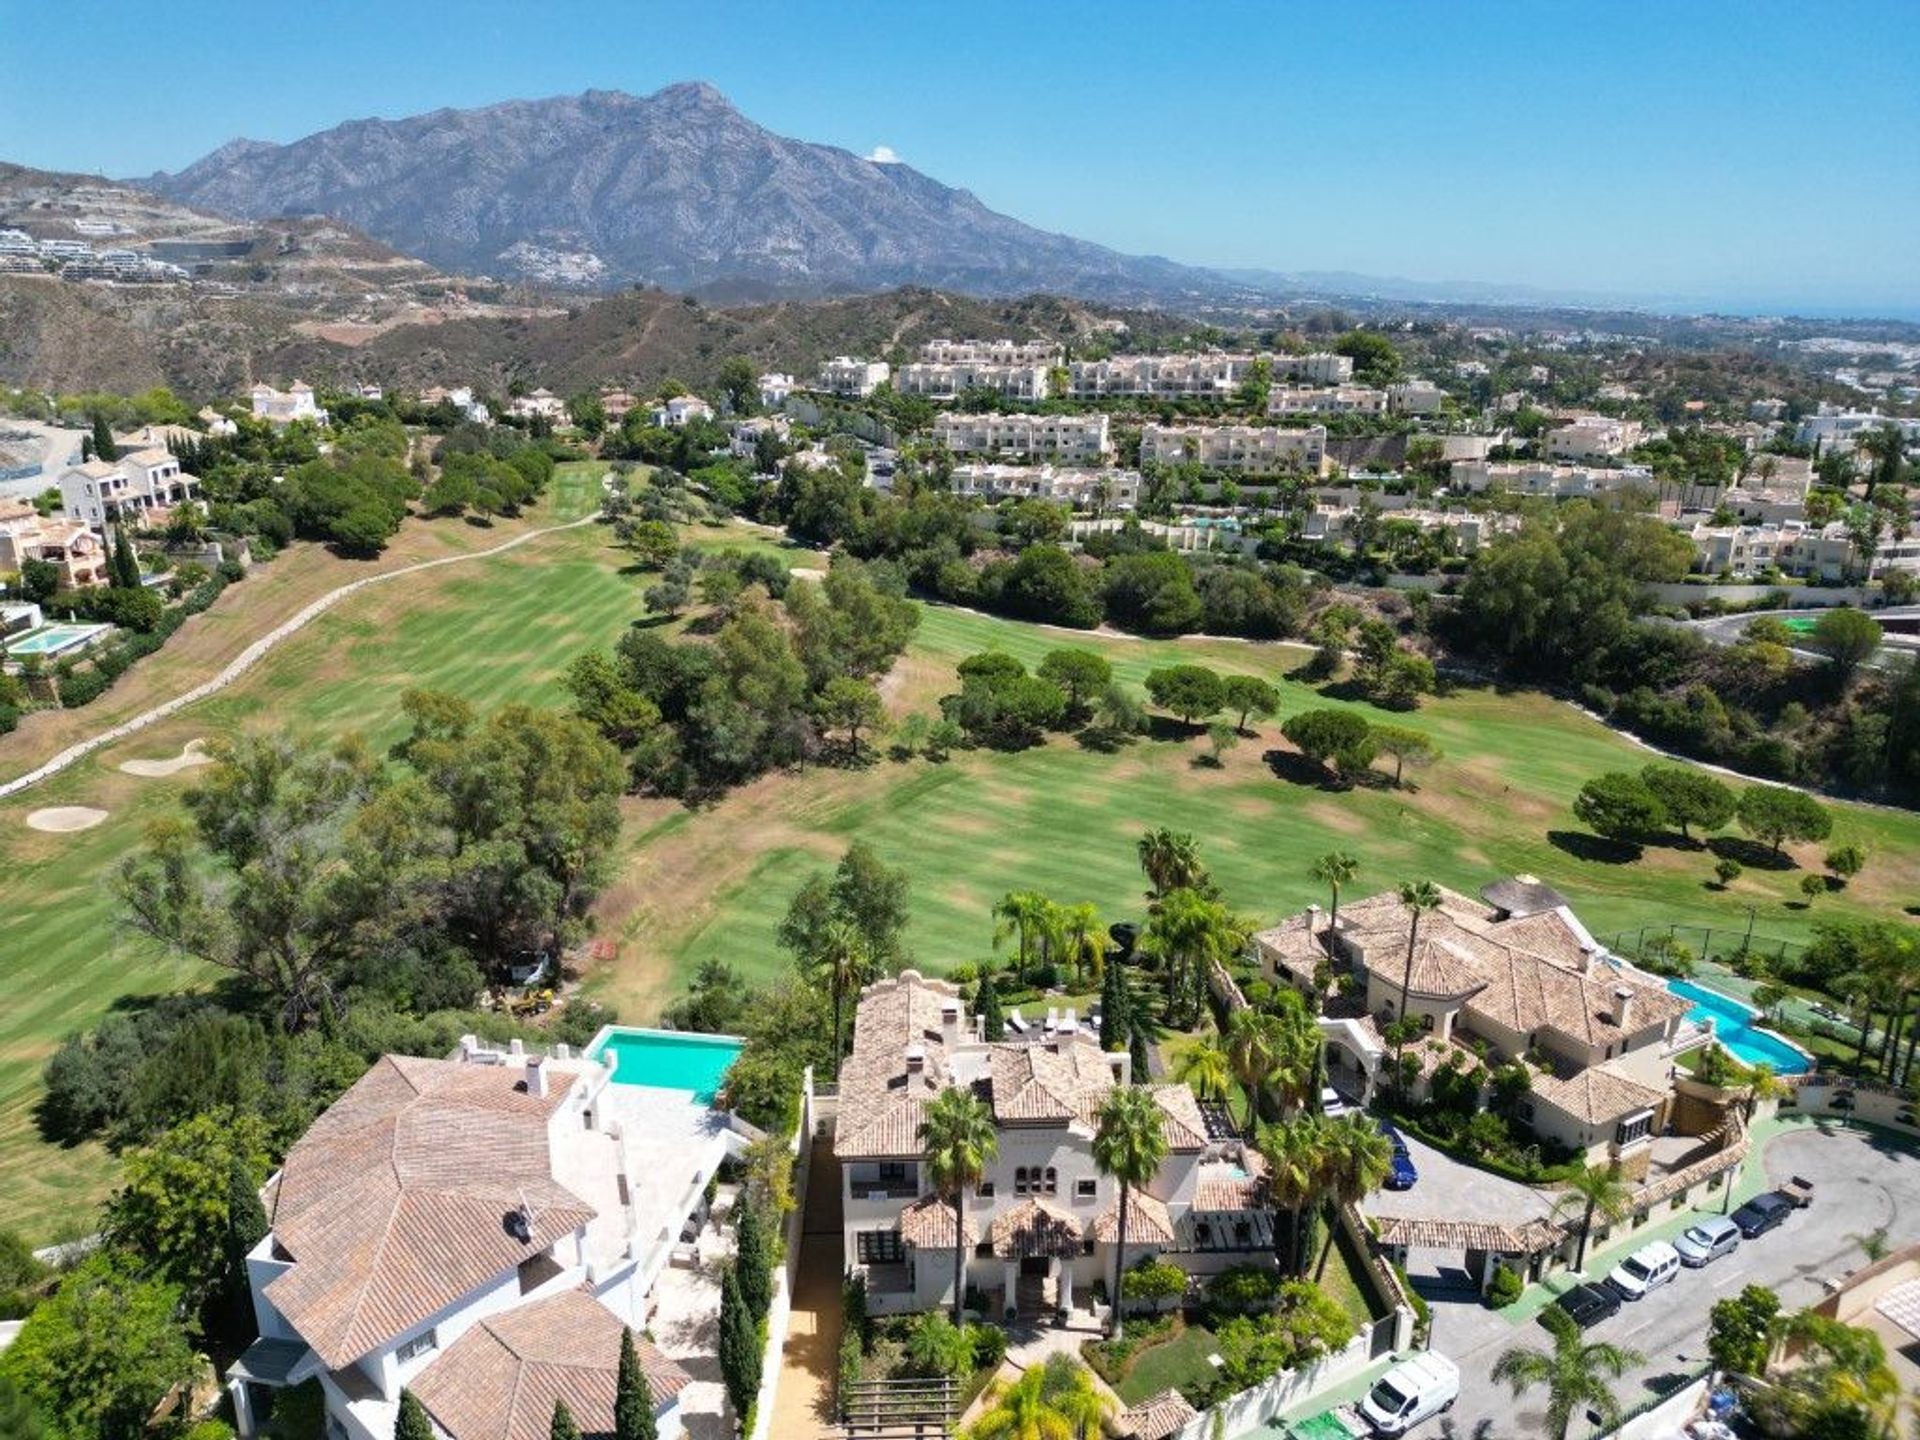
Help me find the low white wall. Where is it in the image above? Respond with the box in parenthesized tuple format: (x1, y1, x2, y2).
(747, 1067, 813, 1440)
(1612, 1376, 1708, 1439)
(1169, 1333, 1377, 1440)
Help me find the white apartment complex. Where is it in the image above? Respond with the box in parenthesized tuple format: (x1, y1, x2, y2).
(895, 361, 1053, 401)
(1271, 352, 1354, 385)
(1686, 520, 1863, 582)
(1543, 416, 1642, 462)
(1450, 460, 1656, 498)
(1795, 406, 1920, 455)
(950, 463, 1140, 510)
(1387, 380, 1447, 415)
(838, 972, 1266, 1320)
(249, 381, 328, 426)
(933, 411, 1113, 463)
(1268, 386, 1387, 417)
(1140, 423, 1329, 477)
(920, 338, 1063, 366)
(816, 357, 892, 398)
(1066, 353, 1260, 400)
(58, 449, 201, 530)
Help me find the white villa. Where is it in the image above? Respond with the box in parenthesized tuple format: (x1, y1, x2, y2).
(1255, 879, 1696, 1170)
(837, 972, 1270, 1321)
(1139, 423, 1328, 477)
(507, 388, 567, 423)
(1543, 416, 1641, 462)
(1387, 381, 1446, 415)
(58, 449, 201, 531)
(950, 463, 1140, 510)
(249, 382, 328, 426)
(229, 1037, 748, 1440)
(932, 412, 1113, 463)
(757, 372, 796, 409)
(816, 357, 892, 398)
(650, 394, 715, 428)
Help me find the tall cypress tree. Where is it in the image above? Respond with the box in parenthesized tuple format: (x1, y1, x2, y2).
(91, 414, 118, 462)
(394, 1391, 434, 1440)
(224, 1155, 269, 1335)
(977, 970, 1005, 1042)
(110, 528, 141, 589)
(1129, 1019, 1152, 1087)
(718, 1266, 761, 1431)
(615, 1327, 658, 1440)
(550, 1399, 581, 1440)
(1100, 959, 1129, 1052)
(734, 1202, 771, 1324)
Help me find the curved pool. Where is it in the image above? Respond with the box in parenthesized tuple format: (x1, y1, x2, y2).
(1667, 978, 1813, 1076)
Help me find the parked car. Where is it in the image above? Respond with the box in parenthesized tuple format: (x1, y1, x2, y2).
(1731, 1191, 1795, 1238)
(1674, 1216, 1742, 1268)
(1555, 1282, 1622, 1329)
(1384, 1147, 1419, 1191)
(1607, 1240, 1682, 1301)
(1360, 1351, 1460, 1434)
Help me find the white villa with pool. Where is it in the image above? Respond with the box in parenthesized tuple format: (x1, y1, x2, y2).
(229, 1028, 750, 1440)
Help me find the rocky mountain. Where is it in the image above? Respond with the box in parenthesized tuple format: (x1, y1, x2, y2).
(143, 84, 1245, 303)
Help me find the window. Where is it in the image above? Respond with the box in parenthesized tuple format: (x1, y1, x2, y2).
(1616, 1111, 1653, 1146)
(977, 1181, 995, 1199)
(396, 1328, 438, 1364)
(857, 1231, 903, 1265)
(1014, 1167, 1030, 1195)
(1042, 1168, 1058, 1195)
(1075, 1179, 1097, 1200)
(878, 1162, 910, 1187)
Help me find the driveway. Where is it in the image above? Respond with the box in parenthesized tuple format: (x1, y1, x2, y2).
(1366, 1129, 1557, 1228)
(1433, 1122, 1920, 1438)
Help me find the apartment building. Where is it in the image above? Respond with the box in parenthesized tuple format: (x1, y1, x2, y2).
(228, 1041, 738, 1440)
(249, 381, 328, 426)
(1543, 416, 1642, 462)
(950, 463, 1140, 510)
(1449, 460, 1655, 498)
(1267, 386, 1387, 417)
(0, 499, 107, 589)
(1796, 406, 1920, 455)
(895, 361, 1052, 401)
(920, 339, 1063, 366)
(933, 412, 1113, 463)
(1255, 879, 1693, 1166)
(1271, 352, 1354, 385)
(838, 972, 1265, 1320)
(1302, 505, 1507, 553)
(58, 449, 201, 530)
(1387, 381, 1447, 415)
(1685, 519, 1861, 582)
(1139, 423, 1328, 477)
(1066, 353, 1259, 400)
(1725, 456, 1815, 522)
(816, 357, 892, 398)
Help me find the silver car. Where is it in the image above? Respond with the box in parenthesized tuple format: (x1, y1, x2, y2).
(1673, 1216, 1741, 1267)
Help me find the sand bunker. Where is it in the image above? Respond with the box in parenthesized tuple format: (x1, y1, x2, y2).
(118, 739, 212, 778)
(26, 806, 108, 833)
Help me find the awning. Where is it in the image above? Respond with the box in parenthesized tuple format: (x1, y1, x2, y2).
(229, 1338, 318, 1388)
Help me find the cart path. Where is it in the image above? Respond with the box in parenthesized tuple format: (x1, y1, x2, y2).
(0, 513, 603, 801)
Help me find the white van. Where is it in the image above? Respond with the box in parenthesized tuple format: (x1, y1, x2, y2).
(1606, 1239, 1681, 1300)
(1359, 1351, 1460, 1434)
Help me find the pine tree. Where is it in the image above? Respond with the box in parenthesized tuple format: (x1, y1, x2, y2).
(550, 1398, 581, 1440)
(977, 970, 1005, 1042)
(395, 1390, 434, 1440)
(615, 1327, 658, 1440)
(718, 1266, 762, 1432)
(91, 414, 118, 462)
(734, 1202, 771, 1324)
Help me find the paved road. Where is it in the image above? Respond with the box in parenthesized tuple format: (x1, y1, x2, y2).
(1682, 605, 1920, 669)
(1432, 1124, 1920, 1437)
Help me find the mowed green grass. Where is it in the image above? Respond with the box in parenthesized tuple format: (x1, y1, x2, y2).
(666, 604, 1920, 995)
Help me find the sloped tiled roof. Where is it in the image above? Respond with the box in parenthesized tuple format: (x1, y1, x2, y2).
(836, 972, 962, 1159)
(265, 1056, 595, 1370)
(411, 1290, 688, 1440)
(989, 1197, 1085, 1259)
(1149, 1086, 1209, 1152)
(1122, 1388, 1198, 1440)
(988, 1040, 1114, 1126)
(898, 1194, 976, 1250)
(1090, 1188, 1175, 1247)
(1531, 1066, 1667, 1127)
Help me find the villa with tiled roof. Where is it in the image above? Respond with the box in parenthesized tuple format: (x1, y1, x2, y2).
(1254, 876, 1699, 1167)
(838, 971, 1270, 1318)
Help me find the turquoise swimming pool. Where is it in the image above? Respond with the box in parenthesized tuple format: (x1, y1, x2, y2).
(1667, 978, 1813, 1076)
(587, 1027, 744, 1102)
(6, 622, 109, 657)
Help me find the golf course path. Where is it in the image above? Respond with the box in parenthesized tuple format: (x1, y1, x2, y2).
(0, 512, 603, 801)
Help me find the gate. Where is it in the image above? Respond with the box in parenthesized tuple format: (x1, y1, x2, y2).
(842, 1376, 957, 1438)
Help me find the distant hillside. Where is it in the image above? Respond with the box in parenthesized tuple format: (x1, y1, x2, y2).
(143, 84, 1245, 303)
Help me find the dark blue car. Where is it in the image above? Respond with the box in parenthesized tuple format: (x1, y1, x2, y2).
(1379, 1119, 1418, 1190)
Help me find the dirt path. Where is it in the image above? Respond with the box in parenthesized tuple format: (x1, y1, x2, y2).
(0, 514, 603, 802)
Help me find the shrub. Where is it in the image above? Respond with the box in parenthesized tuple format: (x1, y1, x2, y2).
(1121, 1258, 1187, 1311)
(1205, 1264, 1284, 1316)
(1485, 1265, 1524, 1308)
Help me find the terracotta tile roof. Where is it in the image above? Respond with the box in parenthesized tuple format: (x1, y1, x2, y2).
(1530, 1066, 1667, 1126)
(266, 1056, 595, 1370)
(988, 1039, 1115, 1126)
(1399, 933, 1494, 1000)
(1251, 912, 1326, 983)
(1122, 1388, 1198, 1440)
(1193, 1159, 1267, 1212)
(898, 1195, 976, 1250)
(1150, 1085, 1209, 1152)
(411, 1290, 688, 1440)
(988, 1197, 1085, 1259)
(836, 972, 963, 1159)
(1090, 1188, 1175, 1246)
(1374, 1215, 1565, 1254)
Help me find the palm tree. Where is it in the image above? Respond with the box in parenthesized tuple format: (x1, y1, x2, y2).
(1856, 422, 1906, 503)
(810, 919, 874, 1075)
(1057, 902, 1105, 988)
(1136, 828, 1206, 901)
(1093, 1085, 1169, 1340)
(1554, 1163, 1633, 1273)
(1491, 1305, 1642, 1440)
(1172, 1030, 1233, 1107)
(967, 1359, 1110, 1440)
(1309, 851, 1360, 950)
(1139, 888, 1247, 1028)
(1741, 1062, 1784, 1124)
(1259, 1113, 1331, 1277)
(1038, 1356, 1109, 1440)
(1316, 1113, 1393, 1279)
(993, 891, 1054, 981)
(1224, 1006, 1283, 1130)
(1394, 880, 1443, 1024)
(1264, 987, 1324, 1113)
(919, 1087, 999, 1327)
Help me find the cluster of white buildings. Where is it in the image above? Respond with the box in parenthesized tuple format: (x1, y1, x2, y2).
(0, 229, 187, 283)
(1795, 406, 1920, 455)
(1139, 422, 1329, 477)
(1064, 350, 1354, 400)
(950, 463, 1140, 510)
(816, 357, 892, 398)
(896, 361, 1052, 401)
(1449, 459, 1657, 499)
(932, 411, 1113, 463)
(58, 448, 201, 531)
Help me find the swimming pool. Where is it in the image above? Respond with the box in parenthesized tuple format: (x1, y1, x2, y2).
(586, 1027, 745, 1103)
(5, 622, 110, 657)
(1667, 978, 1813, 1076)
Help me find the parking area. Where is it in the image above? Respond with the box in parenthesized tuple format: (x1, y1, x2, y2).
(1435, 1122, 1920, 1438)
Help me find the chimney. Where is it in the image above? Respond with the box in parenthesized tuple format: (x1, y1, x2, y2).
(905, 1043, 926, 1076)
(940, 1000, 962, 1050)
(509, 1037, 526, 1058)
(525, 1055, 548, 1099)
(459, 1034, 479, 1064)
(1611, 986, 1634, 1031)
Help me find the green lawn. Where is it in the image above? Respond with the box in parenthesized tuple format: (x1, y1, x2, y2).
(1111, 1320, 1220, 1406)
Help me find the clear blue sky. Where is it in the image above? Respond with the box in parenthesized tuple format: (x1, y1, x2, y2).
(4, 0, 1916, 313)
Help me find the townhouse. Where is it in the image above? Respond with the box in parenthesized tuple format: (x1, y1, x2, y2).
(1267, 386, 1387, 417)
(933, 412, 1113, 463)
(1139, 423, 1328, 477)
(895, 361, 1053, 401)
(1387, 380, 1447, 415)
(1449, 459, 1655, 499)
(837, 972, 1266, 1320)
(58, 449, 201, 531)
(1685, 519, 1863, 582)
(1301, 504, 1507, 553)
(1067, 353, 1260, 400)
(950, 463, 1140, 510)
(920, 339, 1063, 366)
(816, 357, 892, 398)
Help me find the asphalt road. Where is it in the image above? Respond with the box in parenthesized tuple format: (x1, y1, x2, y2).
(1427, 1124, 1920, 1438)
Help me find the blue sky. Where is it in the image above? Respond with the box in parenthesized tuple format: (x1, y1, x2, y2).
(3, 0, 1916, 313)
